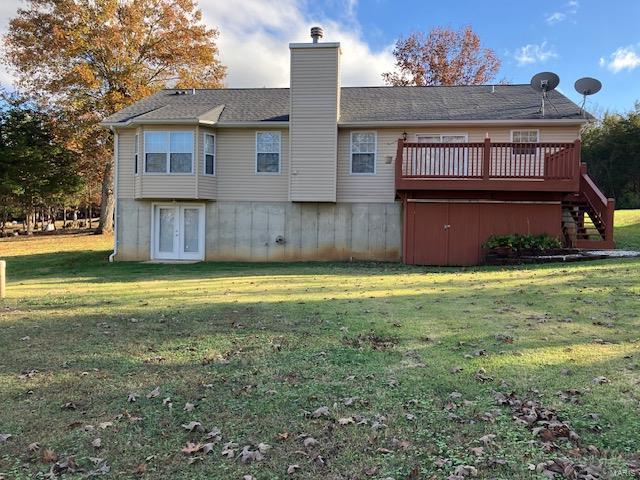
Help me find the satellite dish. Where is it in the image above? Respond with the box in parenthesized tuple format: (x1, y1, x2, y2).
(530, 72, 560, 93)
(574, 77, 602, 96)
(574, 77, 602, 117)
(530, 72, 560, 117)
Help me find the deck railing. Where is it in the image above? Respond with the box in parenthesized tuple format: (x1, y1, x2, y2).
(396, 138, 581, 191)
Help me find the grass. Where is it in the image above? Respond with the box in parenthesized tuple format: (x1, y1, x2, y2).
(0, 213, 639, 479)
(614, 209, 640, 251)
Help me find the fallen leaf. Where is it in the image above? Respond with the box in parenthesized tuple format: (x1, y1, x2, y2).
(187, 456, 203, 464)
(98, 422, 113, 430)
(42, 448, 58, 463)
(181, 442, 202, 455)
(240, 445, 264, 463)
(338, 417, 354, 425)
(592, 376, 610, 385)
(312, 406, 330, 418)
(127, 393, 138, 403)
(201, 443, 215, 454)
(146, 387, 160, 398)
(303, 437, 318, 448)
(221, 441, 238, 458)
(0, 434, 12, 444)
(181, 421, 204, 432)
(287, 464, 300, 474)
(257, 442, 271, 454)
(133, 463, 147, 475)
(479, 434, 496, 446)
(91, 438, 102, 449)
(470, 446, 484, 456)
(60, 402, 77, 410)
(183, 402, 195, 412)
(27, 442, 40, 452)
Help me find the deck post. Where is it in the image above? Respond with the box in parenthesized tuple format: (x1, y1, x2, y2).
(482, 138, 491, 180)
(605, 198, 616, 248)
(0, 260, 5, 299)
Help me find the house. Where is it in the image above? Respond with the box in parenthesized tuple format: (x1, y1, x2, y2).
(101, 28, 614, 266)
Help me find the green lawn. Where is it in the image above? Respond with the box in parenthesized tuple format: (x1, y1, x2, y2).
(0, 213, 639, 479)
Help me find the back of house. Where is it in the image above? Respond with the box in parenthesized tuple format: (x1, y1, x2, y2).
(102, 28, 614, 266)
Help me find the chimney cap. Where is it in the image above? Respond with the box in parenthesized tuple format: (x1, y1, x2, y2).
(310, 26, 324, 43)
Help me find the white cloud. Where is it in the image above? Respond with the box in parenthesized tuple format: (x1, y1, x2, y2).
(0, 0, 394, 90)
(545, 0, 578, 25)
(200, 0, 394, 87)
(514, 42, 558, 66)
(601, 45, 640, 73)
(545, 12, 566, 25)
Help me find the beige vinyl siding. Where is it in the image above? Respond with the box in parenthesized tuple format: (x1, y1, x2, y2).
(336, 125, 581, 203)
(198, 126, 217, 200)
(289, 45, 340, 202)
(216, 128, 289, 201)
(117, 128, 136, 199)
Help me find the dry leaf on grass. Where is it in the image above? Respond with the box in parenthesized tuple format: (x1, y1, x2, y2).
(287, 464, 300, 474)
(27, 442, 40, 452)
(311, 406, 330, 418)
(183, 402, 195, 412)
(127, 393, 138, 403)
(0, 434, 12, 444)
(338, 417, 354, 425)
(181, 421, 204, 433)
(181, 442, 202, 455)
(91, 438, 102, 449)
(146, 387, 160, 398)
(303, 437, 318, 448)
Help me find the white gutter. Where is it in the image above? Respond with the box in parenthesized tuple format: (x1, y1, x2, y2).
(108, 128, 119, 263)
(337, 118, 589, 127)
(100, 120, 289, 128)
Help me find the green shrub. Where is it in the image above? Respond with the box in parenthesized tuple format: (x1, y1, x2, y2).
(483, 234, 562, 251)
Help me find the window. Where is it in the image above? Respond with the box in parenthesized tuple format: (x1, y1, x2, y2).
(414, 133, 469, 176)
(350, 131, 376, 174)
(134, 134, 139, 175)
(256, 131, 281, 174)
(204, 134, 215, 175)
(144, 131, 194, 174)
(511, 130, 539, 155)
(416, 133, 468, 143)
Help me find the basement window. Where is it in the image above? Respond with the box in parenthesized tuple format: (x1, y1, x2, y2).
(204, 133, 215, 175)
(256, 131, 281, 174)
(144, 131, 194, 174)
(350, 131, 376, 174)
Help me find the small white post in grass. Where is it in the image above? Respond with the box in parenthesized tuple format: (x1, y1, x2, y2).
(0, 260, 5, 299)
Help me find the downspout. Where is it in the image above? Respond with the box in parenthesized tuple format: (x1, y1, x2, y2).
(108, 127, 119, 262)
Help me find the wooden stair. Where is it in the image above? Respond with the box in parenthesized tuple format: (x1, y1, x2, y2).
(561, 164, 615, 249)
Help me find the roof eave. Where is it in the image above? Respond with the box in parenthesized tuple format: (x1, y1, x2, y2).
(337, 118, 590, 127)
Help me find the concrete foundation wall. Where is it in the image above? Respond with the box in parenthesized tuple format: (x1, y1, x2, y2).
(116, 199, 402, 262)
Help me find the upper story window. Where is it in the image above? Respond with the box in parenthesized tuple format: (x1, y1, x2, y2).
(144, 131, 194, 174)
(134, 134, 139, 175)
(204, 133, 215, 175)
(256, 131, 281, 174)
(511, 130, 539, 155)
(350, 131, 376, 175)
(416, 133, 468, 143)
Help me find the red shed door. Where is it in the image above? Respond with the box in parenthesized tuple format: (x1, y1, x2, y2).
(447, 203, 480, 266)
(411, 203, 448, 265)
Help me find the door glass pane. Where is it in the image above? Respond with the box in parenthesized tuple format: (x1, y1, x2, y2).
(183, 208, 199, 253)
(158, 208, 175, 253)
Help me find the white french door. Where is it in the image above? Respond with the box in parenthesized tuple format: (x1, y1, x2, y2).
(153, 204, 205, 260)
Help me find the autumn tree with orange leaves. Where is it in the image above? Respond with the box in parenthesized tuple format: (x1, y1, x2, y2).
(383, 26, 501, 87)
(4, 0, 226, 233)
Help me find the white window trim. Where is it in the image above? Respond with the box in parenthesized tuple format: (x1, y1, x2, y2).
(349, 131, 377, 176)
(255, 131, 281, 175)
(143, 130, 195, 175)
(415, 133, 469, 142)
(203, 133, 216, 176)
(510, 129, 540, 143)
(134, 133, 139, 176)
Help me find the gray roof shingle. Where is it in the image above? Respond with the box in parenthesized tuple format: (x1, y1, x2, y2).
(102, 84, 587, 125)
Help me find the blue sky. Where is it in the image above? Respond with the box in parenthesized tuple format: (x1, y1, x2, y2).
(1, 0, 638, 114)
(312, 0, 639, 113)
